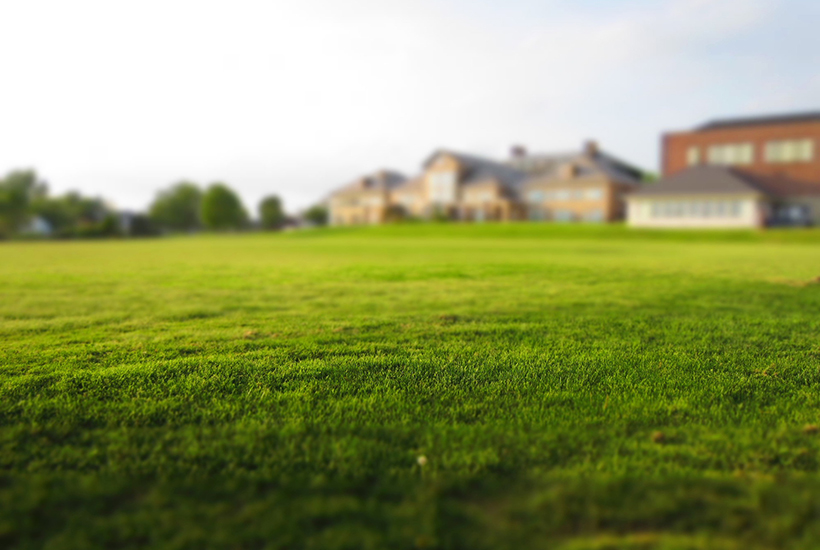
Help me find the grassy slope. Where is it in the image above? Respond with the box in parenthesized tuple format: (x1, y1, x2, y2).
(1, 224, 820, 549)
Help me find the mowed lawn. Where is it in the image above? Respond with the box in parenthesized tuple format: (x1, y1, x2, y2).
(2, 224, 820, 549)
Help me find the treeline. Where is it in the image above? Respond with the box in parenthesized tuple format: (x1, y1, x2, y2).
(0, 169, 328, 239)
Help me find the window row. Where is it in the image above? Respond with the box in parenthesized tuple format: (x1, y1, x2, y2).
(687, 139, 815, 166)
(649, 200, 744, 218)
(528, 188, 604, 202)
(528, 208, 605, 222)
(765, 140, 815, 163)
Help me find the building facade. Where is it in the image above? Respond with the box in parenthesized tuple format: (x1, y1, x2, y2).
(328, 170, 407, 226)
(329, 142, 644, 226)
(662, 112, 820, 182)
(517, 142, 643, 223)
(631, 112, 820, 229)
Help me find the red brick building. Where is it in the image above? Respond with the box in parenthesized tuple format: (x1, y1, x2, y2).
(662, 112, 820, 183)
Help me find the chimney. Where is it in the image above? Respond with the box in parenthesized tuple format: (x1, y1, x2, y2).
(584, 140, 599, 157)
(510, 145, 527, 159)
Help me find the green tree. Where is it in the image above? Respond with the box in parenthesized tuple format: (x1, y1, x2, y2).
(0, 170, 47, 236)
(149, 182, 203, 232)
(201, 183, 248, 231)
(30, 196, 75, 234)
(258, 195, 285, 230)
(126, 214, 159, 237)
(303, 204, 328, 226)
(31, 192, 109, 236)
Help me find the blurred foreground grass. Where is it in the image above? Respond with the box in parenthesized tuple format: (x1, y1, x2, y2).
(2, 224, 820, 549)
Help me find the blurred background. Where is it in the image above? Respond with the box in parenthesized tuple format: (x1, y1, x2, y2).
(1, 0, 818, 233)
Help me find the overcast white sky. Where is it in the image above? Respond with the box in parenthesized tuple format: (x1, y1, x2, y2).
(1, 0, 818, 214)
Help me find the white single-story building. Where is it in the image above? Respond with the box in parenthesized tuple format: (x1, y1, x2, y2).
(627, 166, 820, 229)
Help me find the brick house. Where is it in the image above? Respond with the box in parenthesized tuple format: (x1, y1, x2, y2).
(628, 112, 820, 228)
(662, 112, 820, 182)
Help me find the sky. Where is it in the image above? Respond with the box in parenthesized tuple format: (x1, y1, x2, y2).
(1, 0, 818, 215)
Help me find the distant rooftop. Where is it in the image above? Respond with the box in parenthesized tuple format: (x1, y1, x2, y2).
(696, 111, 820, 132)
(506, 142, 644, 184)
(632, 165, 820, 198)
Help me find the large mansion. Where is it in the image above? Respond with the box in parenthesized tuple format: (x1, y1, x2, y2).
(329, 142, 645, 225)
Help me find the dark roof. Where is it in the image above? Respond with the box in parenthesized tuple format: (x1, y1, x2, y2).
(632, 165, 820, 198)
(746, 172, 820, 198)
(422, 149, 527, 189)
(331, 169, 407, 196)
(696, 111, 820, 132)
(596, 151, 645, 182)
(508, 148, 644, 185)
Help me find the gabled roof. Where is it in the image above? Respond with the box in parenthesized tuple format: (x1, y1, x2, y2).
(391, 175, 424, 194)
(422, 149, 527, 189)
(695, 111, 820, 132)
(511, 148, 644, 185)
(331, 169, 407, 196)
(631, 165, 820, 198)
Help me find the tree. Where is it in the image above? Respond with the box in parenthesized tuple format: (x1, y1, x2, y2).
(0, 170, 47, 236)
(30, 195, 76, 234)
(642, 172, 659, 183)
(126, 214, 159, 237)
(258, 195, 285, 230)
(200, 183, 248, 231)
(149, 182, 203, 232)
(30, 191, 111, 237)
(303, 204, 328, 226)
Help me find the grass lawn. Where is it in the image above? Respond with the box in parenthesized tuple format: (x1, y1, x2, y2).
(2, 224, 820, 549)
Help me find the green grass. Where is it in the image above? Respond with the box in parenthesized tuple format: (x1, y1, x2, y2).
(2, 223, 820, 549)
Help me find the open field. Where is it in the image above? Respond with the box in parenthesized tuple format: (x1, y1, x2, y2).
(2, 224, 820, 549)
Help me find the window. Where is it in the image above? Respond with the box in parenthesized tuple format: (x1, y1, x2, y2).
(649, 200, 743, 218)
(399, 194, 417, 207)
(703, 201, 714, 217)
(554, 210, 574, 222)
(707, 143, 754, 165)
(572, 189, 584, 200)
(555, 190, 570, 201)
(528, 190, 545, 202)
(429, 171, 457, 204)
(528, 207, 547, 221)
(585, 188, 603, 200)
(585, 209, 604, 222)
(765, 139, 814, 163)
(472, 191, 493, 203)
(687, 146, 701, 166)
